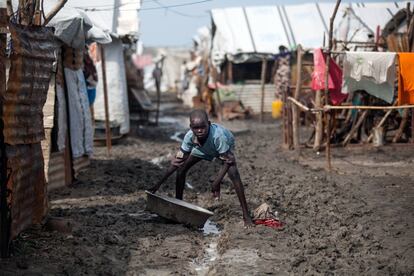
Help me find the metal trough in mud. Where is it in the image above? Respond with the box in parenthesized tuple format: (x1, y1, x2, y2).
(145, 191, 214, 228)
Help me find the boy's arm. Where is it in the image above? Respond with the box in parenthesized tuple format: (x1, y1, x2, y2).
(211, 151, 236, 198)
(148, 131, 193, 194)
(147, 150, 190, 194)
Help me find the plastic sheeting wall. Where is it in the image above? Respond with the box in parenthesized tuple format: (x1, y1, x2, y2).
(230, 84, 275, 113)
(95, 38, 130, 134)
(211, 2, 410, 66)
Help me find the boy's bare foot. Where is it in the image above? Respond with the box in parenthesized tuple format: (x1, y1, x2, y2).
(244, 217, 255, 228)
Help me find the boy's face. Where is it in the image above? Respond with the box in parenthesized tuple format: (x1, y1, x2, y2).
(190, 117, 210, 140)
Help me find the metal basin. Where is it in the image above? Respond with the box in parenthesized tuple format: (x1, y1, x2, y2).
(145, 191, 214, 228)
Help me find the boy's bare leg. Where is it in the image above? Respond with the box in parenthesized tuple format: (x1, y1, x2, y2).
(176, 155, 202, 199)
(227, 165, 254, 226)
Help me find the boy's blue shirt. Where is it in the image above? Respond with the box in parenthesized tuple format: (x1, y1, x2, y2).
(180, 123, 235, 161)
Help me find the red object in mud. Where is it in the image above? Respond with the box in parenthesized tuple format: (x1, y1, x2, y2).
(254, 219, 284, 229)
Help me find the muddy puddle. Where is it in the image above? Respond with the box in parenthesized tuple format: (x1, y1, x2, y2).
(190, 220, 221, 275)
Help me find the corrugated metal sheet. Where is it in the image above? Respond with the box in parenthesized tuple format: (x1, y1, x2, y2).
(229, 84, 275, 113)
(6, 143, 47, 239)
(73, 156, 90, 178)
(4, 23, 59, 145)
(47, 151, 67, 192)
(0, 8, 7, 33)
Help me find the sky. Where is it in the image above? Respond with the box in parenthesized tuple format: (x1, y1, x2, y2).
(138, 0, 406, 47)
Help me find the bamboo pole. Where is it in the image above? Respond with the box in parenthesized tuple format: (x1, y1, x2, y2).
(260, 58, 267, 122)
(325, 0, 342, 171)
(277, 5, 292, 48)
(292, 45, 303, 149)
(342, 110, 368, 147)
(100, 45, 112, 156)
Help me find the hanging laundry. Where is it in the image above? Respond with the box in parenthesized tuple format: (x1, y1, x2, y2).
(311, 48, 347, 105)
(64, 68, 94, 158)
(273, 52, 291, 100)
(342, 52, 396, 104)
(397, 53, 414, 105)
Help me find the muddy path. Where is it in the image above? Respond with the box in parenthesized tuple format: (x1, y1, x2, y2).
(1, 97, 413, 275)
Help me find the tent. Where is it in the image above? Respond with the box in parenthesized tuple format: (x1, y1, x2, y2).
(66, 0, 142, 135)
(211, 2, 407, 67)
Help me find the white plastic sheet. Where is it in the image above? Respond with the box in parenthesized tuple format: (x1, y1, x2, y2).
(67, 0, 141, 37)
(95, 37, 130, 135)
(11, 0, 111, 48)
(64, 68, 94, 158)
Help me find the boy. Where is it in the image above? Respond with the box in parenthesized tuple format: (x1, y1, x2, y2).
(149, 109, 253, 226)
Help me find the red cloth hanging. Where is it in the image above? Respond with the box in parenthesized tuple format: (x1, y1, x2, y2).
(311, 48, 347, 105)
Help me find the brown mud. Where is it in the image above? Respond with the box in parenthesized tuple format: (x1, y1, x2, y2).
(1, 97, 413, 275)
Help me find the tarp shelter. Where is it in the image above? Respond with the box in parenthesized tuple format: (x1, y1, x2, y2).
(1, 0, 113, 254)
(67, 0, 142, 135)
(211, 2, 407, 67)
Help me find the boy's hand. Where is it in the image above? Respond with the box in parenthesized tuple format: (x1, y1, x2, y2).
(147, 184, 160, 194)
(171, 150, 189, 167)
(219, 151, 236, 166)
(211, 183, 220, 199)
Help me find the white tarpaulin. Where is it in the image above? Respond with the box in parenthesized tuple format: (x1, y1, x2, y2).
(64, 68, 94, 158)
(10, 0, 111, 48)
(211, 2, 411, 66)
(67, 0, 141, 37)
(211, 6, 288, 65)
(335, 3, 401, 43)
(95, 37, 130, 134)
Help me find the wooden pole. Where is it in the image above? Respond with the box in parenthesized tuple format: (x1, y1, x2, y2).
(227, 61, 233, 84)
(0, 21, 10, 258)
(411, 110, 414, 143)
(260, 58, 267, 122)
(366, 102, 397, 143)
(33, 0, 41, 25)
(6, 0, 13, 17)
(392, 108, 409, 143)
(277, 5, 292, 48)
(282, 77, 289, 146)
(292, 45, 303, 149)
(325, 0, 341, 171)
(100, 45, 112, 156)
(287, 99, 293, 148)
(288, 97, 310, 112)
(210, 67, 223, 121)
(323, 105, 414, 110)
(43, 0, 67, 26)
(314, 89, 323, 151)
(342, 110, 368, 147)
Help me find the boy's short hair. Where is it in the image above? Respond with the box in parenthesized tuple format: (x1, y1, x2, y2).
(190, 109, 209, 122)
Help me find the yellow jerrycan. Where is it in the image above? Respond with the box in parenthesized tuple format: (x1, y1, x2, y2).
(272, 100, 283, 118)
